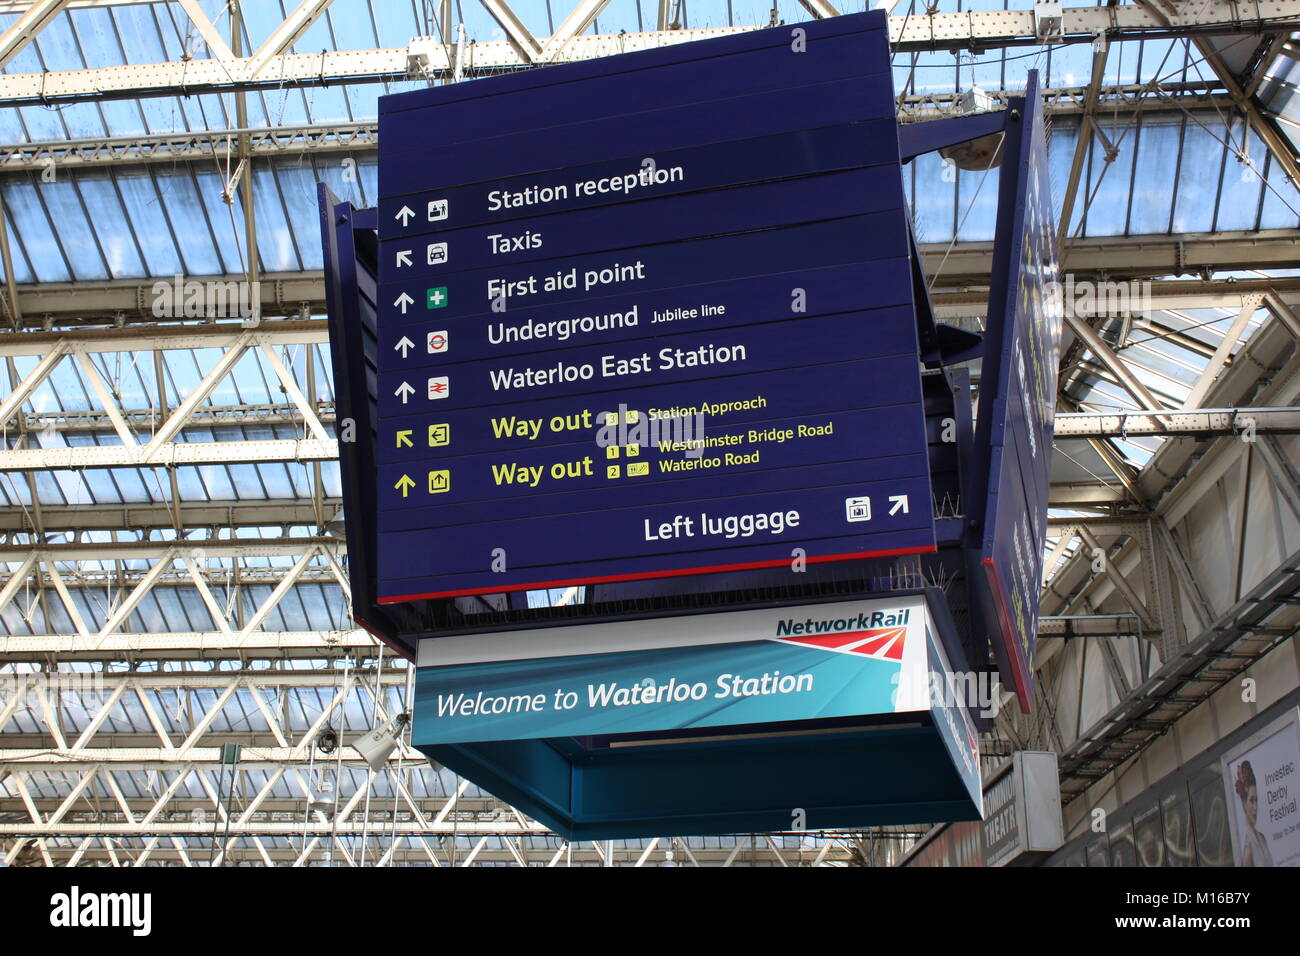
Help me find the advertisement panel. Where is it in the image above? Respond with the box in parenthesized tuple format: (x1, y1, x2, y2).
(1222, 708, 1300, 867)
(374, 11, 935, 602)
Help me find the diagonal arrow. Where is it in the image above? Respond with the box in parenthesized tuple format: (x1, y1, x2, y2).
(888, 494, 910, 516)
(395, 430, 413, 448)
(394, 205, 415, 226)
(394, 335, 414, 357)
(394, 381, 414, 404)
(395, 250, 412, 268)
(393, 293, 414, 315)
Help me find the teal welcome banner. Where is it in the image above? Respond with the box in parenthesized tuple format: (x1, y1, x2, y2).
(416, 595, 936, 744)
(412, 592, 984, 837)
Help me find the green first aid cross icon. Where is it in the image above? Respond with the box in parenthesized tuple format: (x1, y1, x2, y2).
(427, 286, 448, 309)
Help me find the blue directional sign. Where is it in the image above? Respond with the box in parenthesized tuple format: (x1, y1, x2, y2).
(375, 11, 935, 602)
(975, 73, 1063, 712)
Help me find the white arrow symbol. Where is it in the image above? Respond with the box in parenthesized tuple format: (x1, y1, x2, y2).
(394, 381, 414, 404)
(393, 292, 414, 314)
(888, 494, 910, 516)
(395, 250, 412, 268)
(394, 205, 415, 226)
(394, 335, 414, 358)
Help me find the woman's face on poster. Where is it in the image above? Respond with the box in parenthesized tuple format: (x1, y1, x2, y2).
(1245, 784, 1258, 827)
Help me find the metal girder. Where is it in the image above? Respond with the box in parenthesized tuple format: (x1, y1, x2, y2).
(1266, 293, 1300, 340)
(1064, 307, 1165, 411)
(0, 124, 379, 172)
(0, 537, 335, 561)
(798, 0, 841, 19)
(0, 3, 1294, 105)
(929, 229, 1300, 286)
(0, 85, 1235, 174)
(3, 403, 333, 431)
(1256, 435, 1300, 523)
(1198, 28, 1300, 191)
(1075, 525, 1158, 632)
(1029, 335, 1300, 725)
(1053, 406, 1300, 437)
(175, 0, 234, 61)
(480, 0, 544, 61)
(246, 0, 336, 79)
(1141, 328, 1300, 508)
(0, 0, 149, 9)
(1057, 40, 1110, 261)
(0, 629, 368, 660)
(0, 325, 336, 471)
(1056, 548, 1300, 801)
(0, 498, 337, 533)
(1181, 296, 1265, 409)
(538, 0, 615, 63)
(0, 438, 337, 470)
(656, 0, 673, 31)
(6, 272, 323, 329)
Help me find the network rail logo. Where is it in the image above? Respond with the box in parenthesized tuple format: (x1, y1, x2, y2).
(772, 608, 911, 661)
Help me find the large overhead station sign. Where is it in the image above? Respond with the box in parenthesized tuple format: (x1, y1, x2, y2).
(972, 71, 1064, 712)
(320, 9, 1063, 838)
(372, 12, 935, 602)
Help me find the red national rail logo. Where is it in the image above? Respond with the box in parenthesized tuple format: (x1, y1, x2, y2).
(774, 626, 907, 661)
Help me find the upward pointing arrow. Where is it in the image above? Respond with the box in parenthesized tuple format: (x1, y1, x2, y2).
(394, 335, 414, 357)
(888, 494, 910, 516)
(394, 381, 414, 404)
(394, 205, 415, 226)
(395, 250, 412, 268)
(393, 293, 414, 314)
(394, 474, 416, 497)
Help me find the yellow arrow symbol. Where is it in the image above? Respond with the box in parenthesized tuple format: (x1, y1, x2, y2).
(396, 429, 413, 448)
(394, 474, 415, 497)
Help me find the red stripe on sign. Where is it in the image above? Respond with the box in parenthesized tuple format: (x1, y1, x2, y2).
(855, 625, 906, 659)
(982, 556, 1033, 715)
(377, 545, 937, 603)
(780, 628, 887, 650)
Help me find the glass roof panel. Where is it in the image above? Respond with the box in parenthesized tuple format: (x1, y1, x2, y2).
(1170, 117, 1224, 234)
(80, 173, 147, 277)
(1127, 117, 1179, 234)
(1, 179, 72, 282)
(1078, 116, 1138, 237)
(153, 171, 223, 275)
(251, 165, 300, 273)
(1215, 124, 1270, 231)
(115, 170, 186, 276)
(192, 169, 251, 273)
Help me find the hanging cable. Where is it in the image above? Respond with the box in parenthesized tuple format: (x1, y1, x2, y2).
(358, 642, 383, 866)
